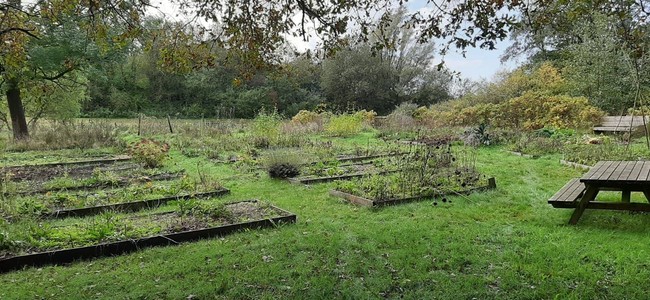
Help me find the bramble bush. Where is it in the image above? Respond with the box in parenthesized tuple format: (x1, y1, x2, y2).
(129, 138, 170, 168)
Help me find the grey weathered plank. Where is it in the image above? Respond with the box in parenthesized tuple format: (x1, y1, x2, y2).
(594, 161, 616, 180)
(637, 161, 650, 181)
(607, 161, 628, 181)
(635, 161, 649, 180)
(549, 179, 585, 202)
(549, 182, 573, 201)
(627, 161, 645, 181)
(619, 162, 636, 181)
(582, 161, 607, 180)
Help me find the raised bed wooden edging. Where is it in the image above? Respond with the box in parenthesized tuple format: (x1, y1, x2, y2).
(45, 188, 231, 219)
(559, 160, 593, 170)
(0, 200, 296, 273)
(325, 152, 405, 164)
(288, 170, 396, 185)
(330, 177, 497, 207)
(3, 155, 131, 169)
(506, 151, 539, 159)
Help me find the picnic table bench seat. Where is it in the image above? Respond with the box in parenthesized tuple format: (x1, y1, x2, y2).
(548, 178, 586, 208)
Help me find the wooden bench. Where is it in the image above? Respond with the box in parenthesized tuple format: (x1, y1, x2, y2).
(548, 178, 586, 208)
(593, 116, 648, 134)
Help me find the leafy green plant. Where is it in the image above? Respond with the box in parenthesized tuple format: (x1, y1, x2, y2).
(178, 198, 200, 216)
(251, 109, 283, 143)
(91, 168, 121, 185)
(0, 230, 19, 252)
(188, 202, 233, 221)
(86, 213, 119, 242)
(463, 124, 493, 147)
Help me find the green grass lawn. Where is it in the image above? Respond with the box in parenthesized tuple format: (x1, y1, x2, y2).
(3, 137, 650, 299)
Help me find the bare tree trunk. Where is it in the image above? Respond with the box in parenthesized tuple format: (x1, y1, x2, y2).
(6, 80, 30, 140)
(4, 0, 29, 140)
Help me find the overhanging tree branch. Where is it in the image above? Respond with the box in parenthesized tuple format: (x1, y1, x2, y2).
(40, 67, 74, 81)
(0, 27, 39, 39)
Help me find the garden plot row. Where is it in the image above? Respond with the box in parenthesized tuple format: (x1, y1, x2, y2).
(3, 160, 186, 196)
(331, 177, 496, 207)
(289, 155, 402, 184)
(0, 155, 297, 273)
(2, 156, 135, 183)
(285, 140, 497, 207)
(0, 200, 295, 273)
(1, 150, 123, 167)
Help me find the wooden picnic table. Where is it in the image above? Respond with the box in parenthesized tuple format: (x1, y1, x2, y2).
(549, 161, 650, 224)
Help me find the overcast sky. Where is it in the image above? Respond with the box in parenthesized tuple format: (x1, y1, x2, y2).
(147, 0, 519, 81)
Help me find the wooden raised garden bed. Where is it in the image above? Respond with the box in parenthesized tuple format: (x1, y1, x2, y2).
(0, 200, 296, 273)
(2, 155, 131, 169)
(15, 171, 185, 196)
(330, 177, 497, 207)
(559, 160, 592, 170)
(507, 151, 539, 159)
(288, 170, 396, 185)
(334, 152, 403, 163)
(45, 188, 231, 219)
(4, 161, 140, 183)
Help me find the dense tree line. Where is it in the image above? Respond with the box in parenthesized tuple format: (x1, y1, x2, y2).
(83, 12, 453, 118)
(2, 0, 648, 139)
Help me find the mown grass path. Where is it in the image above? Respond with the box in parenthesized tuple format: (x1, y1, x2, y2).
(3, 145, 650, 299)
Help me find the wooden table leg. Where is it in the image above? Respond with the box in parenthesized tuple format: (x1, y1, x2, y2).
(622, 190, 631, 203)
(643, 189, 650, 203)
(569, 186, 599, 225)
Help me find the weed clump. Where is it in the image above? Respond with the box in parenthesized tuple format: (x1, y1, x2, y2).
(260, 150, 308, 179)
(268, 163, 300, 179)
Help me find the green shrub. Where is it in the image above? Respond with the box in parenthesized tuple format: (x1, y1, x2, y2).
(251, 109, 282, 140)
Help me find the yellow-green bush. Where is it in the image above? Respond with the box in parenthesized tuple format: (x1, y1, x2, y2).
(418, 93, 604, 130)
(416, 61, 604, 130)
(291, 110, 321, 124)
(325, 113, 363, 137)
(354, 109, 377, 124)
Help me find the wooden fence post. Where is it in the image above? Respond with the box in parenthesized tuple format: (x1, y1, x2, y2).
(167, 115, 174, 134)
(137, 114, 142, 136)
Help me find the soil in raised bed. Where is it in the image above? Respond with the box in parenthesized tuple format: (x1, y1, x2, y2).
(7, 170, 185, 196)
(1, 149, 117, 166)
(2, 160, 138, 183)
